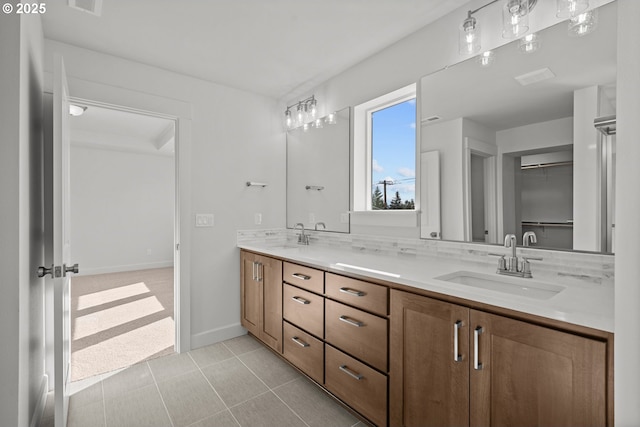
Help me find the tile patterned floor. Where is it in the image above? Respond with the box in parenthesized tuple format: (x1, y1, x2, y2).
(40, 334, 365, 427)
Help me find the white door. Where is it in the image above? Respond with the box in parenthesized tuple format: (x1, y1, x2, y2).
(51, 54, 74, 427)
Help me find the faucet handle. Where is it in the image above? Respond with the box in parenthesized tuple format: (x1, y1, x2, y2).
(521, 256, 542, 278)
(488, 253, 507, 271)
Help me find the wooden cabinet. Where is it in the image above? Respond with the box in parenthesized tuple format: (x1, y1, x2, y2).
(283, 321, 324, 384)
(390, 289, 609, 427)
(240, 250, 283, 352)
(283, 283, 324, 338)
(325, 273, 388, 316)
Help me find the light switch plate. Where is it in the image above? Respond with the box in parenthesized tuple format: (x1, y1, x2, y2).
(195, 213, 214, 227)
(254, 213, 262, 225)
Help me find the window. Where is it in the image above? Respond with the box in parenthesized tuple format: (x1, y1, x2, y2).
(353, 84, 418, 214)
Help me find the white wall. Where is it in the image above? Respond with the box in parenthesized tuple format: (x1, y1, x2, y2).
(70, 146, 175, 275)
(0, 11, 46, 427)
(43, 39, 285, 349)
(615, 1, 640, 424)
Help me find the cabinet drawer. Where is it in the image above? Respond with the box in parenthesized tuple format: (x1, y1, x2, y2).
(326, 273, 388, 316)
(325, 344, 387, 427)
(282, 322, 324, 384)
(325, 299, 388, 372)
(283, 284, 324, 338)
(283, 262, 324, 294)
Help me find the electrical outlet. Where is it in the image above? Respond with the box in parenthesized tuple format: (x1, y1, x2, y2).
(254, 213, 262, 225)
(195, 213, 214, 227)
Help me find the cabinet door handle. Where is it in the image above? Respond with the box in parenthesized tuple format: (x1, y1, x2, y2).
(257, 263, 263, 282)
(339, 287, 365, 297)
(453, 320, 462, 362)
(291, 273, 311, 281)
(291, 336, 310, 348)
(252, 262, 257, 281)
(339, 315, 364, 327)
(339, 365, 363, 380)
(474, 326, 484, 370)
(291, 296, 310, 305)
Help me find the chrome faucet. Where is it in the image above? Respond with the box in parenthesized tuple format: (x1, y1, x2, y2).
(489, 233, 542, 278)
(314, 222, 326, 231)
(523, 231, 537, 246)
(294, 223, 309, 245)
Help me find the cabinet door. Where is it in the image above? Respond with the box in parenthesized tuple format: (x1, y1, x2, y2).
(259, 254, 283, 353)
(470, 310, 607, 427)
(390, 290, 470, 427)
(240, 251, 261, 337)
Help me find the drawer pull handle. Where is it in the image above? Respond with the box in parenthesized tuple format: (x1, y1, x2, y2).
(474, 326, 483, 370)
(453, 320, 463, 362)
(339, 315, 364, 327)
(339, 365, 363, 381)
(291, 296, 310, 305)
(291, 336, 310, 348)
(339, 287, 365, 297)
(292, 273, 311, 281)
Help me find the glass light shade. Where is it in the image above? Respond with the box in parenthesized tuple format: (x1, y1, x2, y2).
(295, 103, 305, 127)
(556, 0, 588, 18)
(285, 109, 294, 129)
(459, 16, 481, 55)
(519, 33, 540, 53)
(477, 50, 495, 67)
(314, 117, 324, 129)
(326, 112, 337, 125)
(308, 99, 317, 120)
(568, 9, 597, 36)
(302, 122, 310, 132)
(502, 0, 529, 39)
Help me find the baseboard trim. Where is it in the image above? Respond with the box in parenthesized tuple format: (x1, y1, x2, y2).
(190, 323, 246, 350)
(30, 375, 49, 427)
(77, 261, 174, 276)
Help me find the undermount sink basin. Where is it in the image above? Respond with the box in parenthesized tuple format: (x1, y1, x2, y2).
(435, 271, 565, 300)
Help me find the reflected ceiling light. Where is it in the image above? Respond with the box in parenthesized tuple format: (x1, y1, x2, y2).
(502, 0, 536, 39)
(519, 33, 540, 53)
(325, 111, 337, 125)
(477, 50, 496, 67)
(568, 8, 598, 36)
(69, 104, 87, 116)
(556, 0, 589, 18)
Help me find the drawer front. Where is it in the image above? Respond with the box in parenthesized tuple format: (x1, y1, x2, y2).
(283, 262, 324, 294)
(325, 300, 388, 372)
(325, 344, 387, 427)
(325, 273, 388, 316)
(283, 284, 324, 338)
(283, 321, 324, 384)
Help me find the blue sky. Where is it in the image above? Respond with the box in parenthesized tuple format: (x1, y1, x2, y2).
(371, 98, 416, 204)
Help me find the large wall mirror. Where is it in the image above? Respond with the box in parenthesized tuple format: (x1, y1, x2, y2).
(287, 107, 351, 233)
(420, 1, 617, 254)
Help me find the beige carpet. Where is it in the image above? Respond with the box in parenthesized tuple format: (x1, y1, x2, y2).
(70, 267, 175, 381)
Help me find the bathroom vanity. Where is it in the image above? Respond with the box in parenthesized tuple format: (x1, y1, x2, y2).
(238, 240, 613, 427)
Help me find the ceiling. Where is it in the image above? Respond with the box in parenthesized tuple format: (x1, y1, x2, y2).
(41, 0, 469, 100)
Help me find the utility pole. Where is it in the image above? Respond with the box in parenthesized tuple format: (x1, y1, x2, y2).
(377, 180, 394, 208)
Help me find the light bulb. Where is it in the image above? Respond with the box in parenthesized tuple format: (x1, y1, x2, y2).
(502, 0, 529, 39)
(285, 109, 293, 130)
(296, 103, 305, 127)
(308, 99, 317, 120)
(477, 50, 495, 67)
(519, 33, 540, 53)
(314, 117, 324, 129)
(556, 0, 589, 18)
(326, 112, 337, 125)
(459, 15, 481, 55)
(568, 9, 597, 36)
(302, 122, 310, 132)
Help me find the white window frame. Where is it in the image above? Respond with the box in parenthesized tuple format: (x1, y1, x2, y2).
(352, 83, 419, 227)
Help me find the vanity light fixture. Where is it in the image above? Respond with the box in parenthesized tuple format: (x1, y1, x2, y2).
(477, 50, 496, 66)
(284, 95, 319, 130)
(568, 8, 598, 36)
(519, 33, 540, 53)
(459, 0, 537, 55)
(325, 111, 337, 125)
(556, 0, 589, 18)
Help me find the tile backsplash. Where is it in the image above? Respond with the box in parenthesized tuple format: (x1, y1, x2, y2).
(237, 229, 614, 288)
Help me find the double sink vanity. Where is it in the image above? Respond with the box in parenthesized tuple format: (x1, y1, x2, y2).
(238, 232, 613, 427)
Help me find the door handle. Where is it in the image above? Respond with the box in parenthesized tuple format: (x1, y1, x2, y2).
(453, 320, 462, 362)
(474, 326, 483, 370)
(63, 263, 79, 277)
(339, 315, 364, 327)
(339, 287, 365, 297)
(37, 265, 62, 278)
(291, 296, 311, 305)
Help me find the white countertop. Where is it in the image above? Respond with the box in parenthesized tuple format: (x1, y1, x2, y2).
(238, 242, 614, 333)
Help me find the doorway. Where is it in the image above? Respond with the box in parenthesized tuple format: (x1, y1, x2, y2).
(68, 104, 176, 381)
